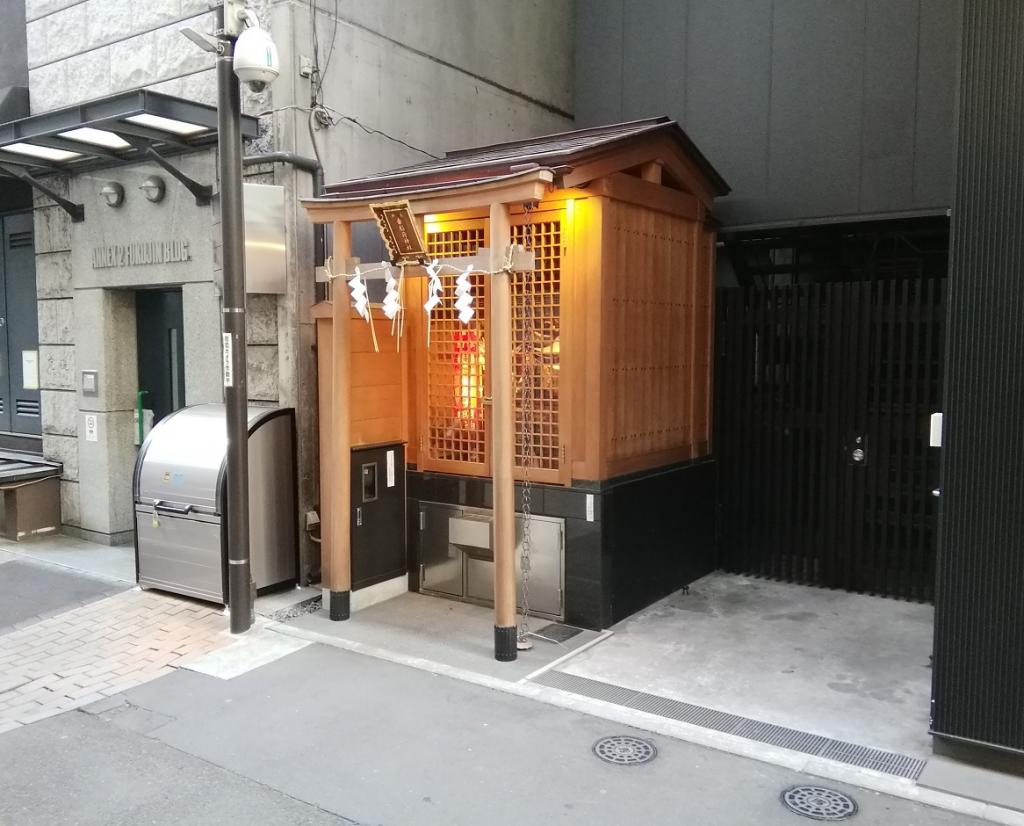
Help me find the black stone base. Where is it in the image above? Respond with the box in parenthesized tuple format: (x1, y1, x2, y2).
(408, 459, 717, 633)
(328, 590, 350, 621)
(494, 625, 518, 661)
(933, 734, 1024, 777)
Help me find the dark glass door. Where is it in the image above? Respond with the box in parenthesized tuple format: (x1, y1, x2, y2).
(135, 289, 186, 424)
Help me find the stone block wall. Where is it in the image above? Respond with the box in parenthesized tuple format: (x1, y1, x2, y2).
(33, 177, 80, 528)
(26, 0, 218, 112)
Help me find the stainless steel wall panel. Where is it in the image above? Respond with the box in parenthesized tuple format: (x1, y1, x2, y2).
(419, 502, 463, 597)
(247, 413, 297, 589)
(243, 183, 286, 294)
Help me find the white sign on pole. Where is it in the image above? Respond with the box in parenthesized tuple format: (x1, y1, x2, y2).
(85, 414, 98, 443)
(222, 333, 234, 388)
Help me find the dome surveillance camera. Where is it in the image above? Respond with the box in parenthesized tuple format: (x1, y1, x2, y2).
(233, 16, 279, 92)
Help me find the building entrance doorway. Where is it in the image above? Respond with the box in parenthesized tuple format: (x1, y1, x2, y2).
(135, 288, 186, 426)
(715, 219, 947, 600)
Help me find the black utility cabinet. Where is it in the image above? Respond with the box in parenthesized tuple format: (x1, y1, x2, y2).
(351, 443, 406, 590)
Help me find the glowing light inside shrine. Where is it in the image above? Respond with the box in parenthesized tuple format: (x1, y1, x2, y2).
(453, 328, 485, 423)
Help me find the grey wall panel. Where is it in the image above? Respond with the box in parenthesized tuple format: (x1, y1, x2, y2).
(768, 0, 866, 221)
(575, 0, 625, 127)
(860, 0, 920, 213)
(914, 0, 963, 208)
(684, 0, 773, 227)
(931, 0, 1024, 757)
(621, 0, 687, 123)
(575, 0, 962, 227)
(0, 0, 27, 87)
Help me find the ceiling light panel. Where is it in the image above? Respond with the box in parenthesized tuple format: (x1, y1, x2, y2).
(58, 127, 132, 149)
(123, 114, 208, 136)
(3, 142, 83, 162)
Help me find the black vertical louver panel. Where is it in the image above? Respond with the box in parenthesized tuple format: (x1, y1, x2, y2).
(931, 0, 1024, 754)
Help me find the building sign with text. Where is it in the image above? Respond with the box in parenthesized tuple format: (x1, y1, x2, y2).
(92, 239, 192, 269)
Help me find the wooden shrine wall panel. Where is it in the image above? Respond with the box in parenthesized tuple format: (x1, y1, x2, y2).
(601, 198, 713, 477)
(316, 308, 407, 450)
(565, 196, 604, 482)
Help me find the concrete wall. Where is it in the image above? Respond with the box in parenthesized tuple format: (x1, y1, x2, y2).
(576, 0, 961, 228)
(277, 0, 573, 180)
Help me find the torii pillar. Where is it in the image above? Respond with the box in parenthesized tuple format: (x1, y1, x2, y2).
(326, 219, 352, 620)
(321, 207, 519, 662)
(489, 201, 517, 661)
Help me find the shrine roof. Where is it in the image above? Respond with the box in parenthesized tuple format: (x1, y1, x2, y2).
(312, 117, 729, 203)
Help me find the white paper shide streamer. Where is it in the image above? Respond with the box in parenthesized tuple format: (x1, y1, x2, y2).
(454, 264, 475, 324)
(382, 262, 401, 321)
(423, 259, 442, 347)
(423, 259, 442, 313)
(348, 266, 369, 320)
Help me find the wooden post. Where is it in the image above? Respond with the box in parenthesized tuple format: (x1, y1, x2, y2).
(489, 201, 517, 661)
(328, 220, 352, 619)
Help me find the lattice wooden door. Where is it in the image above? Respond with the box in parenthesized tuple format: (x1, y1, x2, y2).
(511, 211, 566, 485)
(418, 211, 566, 484)
(421, 218, 491, 476)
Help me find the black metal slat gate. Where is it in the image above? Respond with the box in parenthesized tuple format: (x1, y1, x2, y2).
(714, 278, 944, 601)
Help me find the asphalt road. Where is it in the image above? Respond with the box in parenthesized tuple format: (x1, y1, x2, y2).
(0, 638, 984, 826)
(0, 556, 124, 632)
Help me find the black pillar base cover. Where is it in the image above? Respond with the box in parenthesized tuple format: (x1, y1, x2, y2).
(494, 625, 518, 662)
(329, 590, 350, 621)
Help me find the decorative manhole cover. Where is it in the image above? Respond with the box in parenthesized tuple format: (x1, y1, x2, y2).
(781, 786, 858, 820)
(592, 735, 657, 765)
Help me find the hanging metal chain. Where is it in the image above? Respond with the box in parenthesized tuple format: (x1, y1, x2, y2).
(517, 205, 536, 649)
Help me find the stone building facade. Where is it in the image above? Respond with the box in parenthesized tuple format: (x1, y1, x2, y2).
(19, 0, 573, 578)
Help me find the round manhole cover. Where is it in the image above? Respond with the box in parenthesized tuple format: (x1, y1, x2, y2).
(592, 735, 657, 765)
(781, 786, 858, 821)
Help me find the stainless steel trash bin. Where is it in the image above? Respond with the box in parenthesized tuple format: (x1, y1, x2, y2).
(133, 403, 297, 603)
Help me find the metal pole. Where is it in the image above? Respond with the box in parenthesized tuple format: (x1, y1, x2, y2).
(217, 24, 253, 634)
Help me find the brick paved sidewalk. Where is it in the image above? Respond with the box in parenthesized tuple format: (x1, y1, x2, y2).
(0, 589, 230, 733)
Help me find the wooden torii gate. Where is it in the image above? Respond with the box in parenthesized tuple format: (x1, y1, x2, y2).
(303, 168, 553, 661)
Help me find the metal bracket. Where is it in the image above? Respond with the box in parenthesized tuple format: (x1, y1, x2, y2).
(0, 163, 84, 222)
(122, 136, 213, 206)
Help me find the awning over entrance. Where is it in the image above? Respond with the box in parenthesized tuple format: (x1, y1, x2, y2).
(0, 91, 259, 220)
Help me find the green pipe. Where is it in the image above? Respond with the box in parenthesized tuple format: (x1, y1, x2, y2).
(136, 390, 149, 445)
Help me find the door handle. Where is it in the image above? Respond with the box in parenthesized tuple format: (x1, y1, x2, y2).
(154, 500, 192, 515)
(355, 506, 362, 527)
(849, 434, 867, 465)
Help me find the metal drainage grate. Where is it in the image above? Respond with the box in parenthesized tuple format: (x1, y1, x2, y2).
(781, 786, 858, 821)
(532, 622, 583, 644)
(532, 670, 926, 780)
(593, 735, 657, 765)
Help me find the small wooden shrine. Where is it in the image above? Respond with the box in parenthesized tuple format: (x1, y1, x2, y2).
(302, 117, 729, 658)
